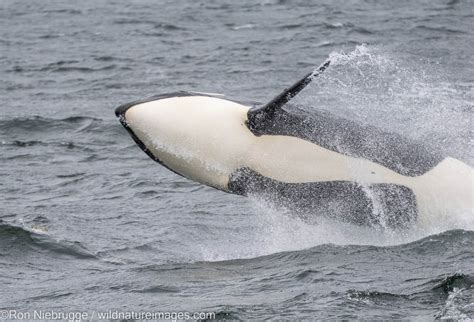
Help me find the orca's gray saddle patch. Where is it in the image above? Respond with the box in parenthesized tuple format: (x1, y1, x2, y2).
(247, 105, 444, 177)
(228, 167, 417, 229)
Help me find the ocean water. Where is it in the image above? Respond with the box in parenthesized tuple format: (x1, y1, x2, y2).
(1, 0, 473, 319)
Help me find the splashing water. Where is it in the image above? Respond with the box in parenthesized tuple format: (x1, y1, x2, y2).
(299, 44, 473, 163)
(118, 45, 473, 263)
(198, 45, 473, 261)
(199, 196, 471, 262)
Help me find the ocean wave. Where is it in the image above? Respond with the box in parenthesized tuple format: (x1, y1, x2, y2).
(0, 222, 97, 260)
(0, 115, 100, 129)
(431, 273, 473, 294)
(7, 61, 119, 74)
(0, 116, 125, 138)
(413, 25, 468, 34)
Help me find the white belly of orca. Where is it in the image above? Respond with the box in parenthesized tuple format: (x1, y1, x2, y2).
(117, 94, 473, 228)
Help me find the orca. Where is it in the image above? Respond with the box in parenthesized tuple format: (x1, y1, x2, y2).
(115, 61, 473, 229)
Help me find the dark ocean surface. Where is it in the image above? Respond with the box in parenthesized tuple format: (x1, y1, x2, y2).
(1, 0, 473, 319)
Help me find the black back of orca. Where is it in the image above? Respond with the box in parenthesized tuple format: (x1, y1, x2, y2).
(247, 104, 445, 177)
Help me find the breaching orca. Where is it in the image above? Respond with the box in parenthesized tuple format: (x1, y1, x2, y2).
(115, 61, 473, 229)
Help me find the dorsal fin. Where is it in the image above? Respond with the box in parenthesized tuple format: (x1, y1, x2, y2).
(247, 60, 330, 132)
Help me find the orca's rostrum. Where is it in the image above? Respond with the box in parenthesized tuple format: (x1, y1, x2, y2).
(115, 60, 473, 229)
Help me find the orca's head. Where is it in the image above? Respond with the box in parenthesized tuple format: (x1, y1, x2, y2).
(115, 92, 251, 190)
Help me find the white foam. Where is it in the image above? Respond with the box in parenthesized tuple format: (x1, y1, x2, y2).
(435, 287, 471, 320)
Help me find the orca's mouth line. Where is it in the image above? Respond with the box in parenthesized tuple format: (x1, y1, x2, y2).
(117, 114, 161, 163)
(116, 108, 183, 177)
